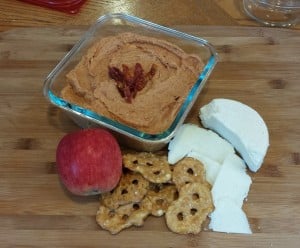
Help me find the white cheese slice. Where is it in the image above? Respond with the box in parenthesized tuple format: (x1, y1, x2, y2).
(168, 124, 235, 164)
(200, 98, 269, 172)
(212, 153, 252, 208)
(187, 151, 221, 185)
(209, 198, 252, 234)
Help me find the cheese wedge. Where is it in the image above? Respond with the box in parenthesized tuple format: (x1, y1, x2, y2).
(209, 198, 252, 234)
(168, 124, 235, 165)
(209, 153, 252, 234)
(212, 153, 252, 208)
(200, 98, 269, 172)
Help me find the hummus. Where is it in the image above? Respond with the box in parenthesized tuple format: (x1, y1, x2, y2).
(61, 32, 204, 134)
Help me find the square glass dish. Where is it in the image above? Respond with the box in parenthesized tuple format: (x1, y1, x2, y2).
(43, 13, 218, 151)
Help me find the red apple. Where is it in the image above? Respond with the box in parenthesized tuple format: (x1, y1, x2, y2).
(56, 128, 122, 196)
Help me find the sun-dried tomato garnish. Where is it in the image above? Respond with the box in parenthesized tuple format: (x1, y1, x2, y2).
(108, 63, 157, 103)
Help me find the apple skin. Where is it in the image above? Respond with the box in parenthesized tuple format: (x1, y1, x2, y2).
(56, 128, 122, 196)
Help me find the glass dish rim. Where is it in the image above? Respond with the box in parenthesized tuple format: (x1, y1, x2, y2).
(43, 13, 218, 143)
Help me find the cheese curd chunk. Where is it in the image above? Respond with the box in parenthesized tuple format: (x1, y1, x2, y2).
(209, 198, 252, 234)
(200, 98, 269, 172)
(168, 124, 235, 165)
(212, 153, 252, 208)
(209, 154, 252, 234)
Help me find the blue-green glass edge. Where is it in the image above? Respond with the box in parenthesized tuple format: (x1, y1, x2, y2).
(43, 13, 218, 142)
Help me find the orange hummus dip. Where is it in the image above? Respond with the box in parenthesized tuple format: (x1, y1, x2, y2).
(61, 32, 204, 134)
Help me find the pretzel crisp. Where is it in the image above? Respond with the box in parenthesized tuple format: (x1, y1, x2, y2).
(101, 172, 149, 209)
(146, 183, 178, 217)
(172, 157, 209, 189)
(165, 182, 213, 234)
(96, 197, 152, 234)
(96, 152, 213, 235)
(123, 152, 172, 184)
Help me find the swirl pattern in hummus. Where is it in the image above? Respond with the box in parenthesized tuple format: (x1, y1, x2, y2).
(61, 32, 204, 134)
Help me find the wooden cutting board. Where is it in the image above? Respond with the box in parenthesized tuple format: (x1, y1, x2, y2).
(0, 26, 299, 247)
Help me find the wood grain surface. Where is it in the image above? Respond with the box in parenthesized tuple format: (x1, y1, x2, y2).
(0, 0, 299, 31)
(0, 25, 299, 247)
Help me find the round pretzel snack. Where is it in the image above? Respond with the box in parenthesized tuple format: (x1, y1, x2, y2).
(165, 182, 213, 234)
(123, 152, 172, 183)
(96, 197, 152, 234)
(172, 157, 209, 189)
(101, 172, 149, 209)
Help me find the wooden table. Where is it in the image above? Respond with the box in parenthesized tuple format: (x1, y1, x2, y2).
(1, 1, 300, 247)
(0, 0, 299, 30)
